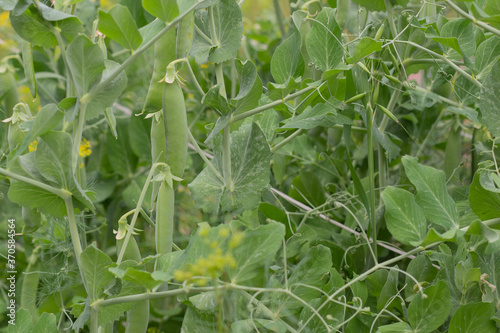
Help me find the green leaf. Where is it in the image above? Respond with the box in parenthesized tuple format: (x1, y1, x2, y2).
(34, 131, 73, 189)
(448, 302, 497, 333)
(86, 60, 128, 120)
(142, 0, 178, 22)
(454, 261, 481, 293)
(110, 264, 162, 290)
(98, 5, 143, 50)
(281, 97, 353, 129)
(32, 313, 57, 333)
(231, 60, 263, 114)
(377, 267, 401, 312)
(0, 0, 16, 11)
(15, 104, 64, 159)
(306, 8, 343, 72)
(66, 35, 105, 97)
(202, 84, 232, 115)
(231, 320, 287, 333)
(283, 245, 332, 312)
(228, 222, 285, 285)
(271, 32, 304, 84)
(408, 280, 451, 333)
(189, 123, 271, 214)
(381, 186, 427, 246)
(404, 255, 438, 299)
(80, 243, 115, 302)
(7, 308, 32, 333)
(465, 220, 499, 243)
(476, 36, 500, 79)
(351, 0, 385, 11)
(479, 61, 500, 137)
(402, 156, 459, 228)
(10, 4, 82, 48)
(128, 114, 151, 162)
(347, 37, 382, 64)
(440, 18, 476, 58)
(181, 307, 217, 333)
(418, 228, 456, 247)
(469, 172, 500, 220)
(190, 0, 243, 64)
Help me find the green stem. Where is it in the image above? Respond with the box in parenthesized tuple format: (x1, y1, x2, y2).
(0, 167, 68, 198)
(72, 102, 87, 175)
(187, 128, 224, 182)
(90, 308, 98, 333)
(273, 0, 286, 38)
(366, 105, 377, 262)
(445, 0, 500, 38)
(392, 40, 482, 88)
(231, 85, 317, 124)
(208, 5, 220, 47)
(85, 1, 204, 102)
(271, 129, 303, 153)
(402, 58, 463, 67)
(51, 27, 74, 97)
(116, 162, 167, 265)
(194, 24, 213, 44)
(184, 59, 205, 96)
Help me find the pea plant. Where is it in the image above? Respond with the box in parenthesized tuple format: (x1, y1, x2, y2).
(1, 0, 500, 331)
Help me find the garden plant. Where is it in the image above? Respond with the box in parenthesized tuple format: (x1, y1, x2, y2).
(1, 0, 500, 332)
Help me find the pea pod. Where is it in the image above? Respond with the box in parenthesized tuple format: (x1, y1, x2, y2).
(143, 29, 177, 114)
(20, 253, 40, 322)
(176, 11, 195, 62)
(156, 181, 174, 256)
(0, 70, 19, 117)
(117, 233, 148, 333)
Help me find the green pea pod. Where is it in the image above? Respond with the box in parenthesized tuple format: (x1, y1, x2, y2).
(176, 11, 195, 62)
(162, 81, 188, 179)
(151, 113, 166, 207)
(8, 123, 25, 151)
(0, 70, 19, 117)
(143, 29, 177, 114)
(20, 253, 39, 322)
(156, 181, 174, 256)
(117, 236, 148, 333)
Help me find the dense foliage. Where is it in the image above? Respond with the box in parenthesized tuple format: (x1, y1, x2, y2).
(1, 0, 500, 332)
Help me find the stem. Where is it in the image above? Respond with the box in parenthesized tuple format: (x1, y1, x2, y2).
(64, 197, 88, 293)
(445, 0, 500, 38)
(86, 1, 204, 101)
(184, 59, 205, 96)
(117, 162, 166, 265)
(51, 27, 74, 97)
(194, 24, 213, 44)
(273, 0, 286, 38)
(222, 125, 233, 192)
(187, 128, 224, 182)
(90, 308, 98, 333)
(208, 5, 220, 47)
(231, 85, 317, 123)
(0, 167, 68, 197)
(391, 40, 482, 88)
(271, 129, 303, 153)
(366, 104, 378, 262)
(72, 102, 87, 174)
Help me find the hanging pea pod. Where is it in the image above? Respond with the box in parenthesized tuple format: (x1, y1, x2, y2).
(176, 10, 195, 64)
(20, 251, 40, 323)
(156, 180, 174, 256)
(116, 219, 148, 333)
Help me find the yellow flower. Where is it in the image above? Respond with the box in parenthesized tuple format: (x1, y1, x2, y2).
(28, 140, 37, 152)
(79, 138, 92, 157)
(200, 63, 209, 69)
(229, 232, 244, 249)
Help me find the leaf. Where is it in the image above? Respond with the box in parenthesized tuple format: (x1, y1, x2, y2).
(418, 228, 456, 247)
(98, 5, 143, 50)
(190, 0, 243, 64)
(448, 302, 497, 333)
(128, 114, 151, 162)
(80, 244, 115, 302)
(381, 186, 427, 246)
(34, 131, 73, 189)
(377, 267, 401, 312)
(7, 308, 32, 333)
(440, 18, 476, 58)
(306, 8, 343, 72)
(347, 37, 382, 64)
(469, 172, 500, 220)
(408, 280, 451, 333)
(142, 0, 178, 22)
(32, 313, 57, 333)
(110, 265, 162, 290)
(281, 97, 353, 129)
(476, 36, 500, 79)
(228, 222, 285, 285)
(479, 61, 500, 137)
(15, 103, 64, 159)
(465, 220, 499, 243)
(181, 307, 217, 333)
(404, 255, 438, 299)
(283, 245, 332, 312)
(10, 4, 82, 48)
(202, 84, 232, 115)
(402, 156, 459, 228)
(66, 35, 105, 97)
(86, 60, 128, 120)
(271, 32, 304, 84)
(189, 123, 272, 214)
(231, 60, 263, 114)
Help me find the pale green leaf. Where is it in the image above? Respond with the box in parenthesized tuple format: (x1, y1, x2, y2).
(271, 32, 303, 84)
(306, 8, 343, 72)
(408, 280, 451, 333)
(479, 61, 500, 137)
(448, 302, 497, 333)
(32, 313, 57, 333)
(347, 37, 382, 64)
(80, 244, 115, 302)
(381, 186, 427, 246)
(7, 309, 32, 333)
(402, 156, 459, 228)
(98, 5, 143, 50)
(142, 0, 178, 22)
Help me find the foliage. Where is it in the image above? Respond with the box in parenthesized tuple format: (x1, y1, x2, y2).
(0, 0, 500, 332)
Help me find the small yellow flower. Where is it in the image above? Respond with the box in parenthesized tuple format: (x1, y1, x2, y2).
(79, 138, 92, 157)
(219, 227, 230, 238)
(229, 232, 244, 249)
(200, 63, 209, 69)
(28, 140, 38, 152)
